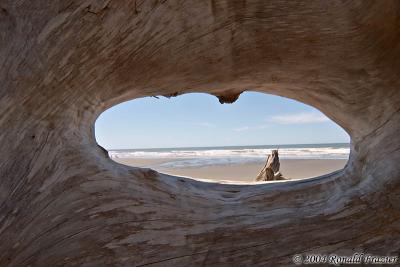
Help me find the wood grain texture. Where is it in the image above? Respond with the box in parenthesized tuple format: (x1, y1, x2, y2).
(0, 1, 400, 266)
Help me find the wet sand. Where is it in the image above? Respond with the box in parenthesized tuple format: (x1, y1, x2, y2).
(113, 158, 347, 182)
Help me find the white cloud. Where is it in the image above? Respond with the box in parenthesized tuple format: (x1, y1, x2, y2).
(267, 112, 329, 124)
(234, 124, 271, 132)
(234, 126, 250, 132)
(256, 125, 270, 129)
(192, 122, 215, 128)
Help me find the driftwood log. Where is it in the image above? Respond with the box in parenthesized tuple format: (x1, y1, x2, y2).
(256, 150, 285, 181)
(1, 1, 400, 266)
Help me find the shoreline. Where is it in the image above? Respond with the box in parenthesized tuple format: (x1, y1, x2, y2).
(113, 158, 347, 182)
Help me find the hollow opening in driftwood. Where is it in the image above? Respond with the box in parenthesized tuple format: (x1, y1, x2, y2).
(94, 92, 350, 183)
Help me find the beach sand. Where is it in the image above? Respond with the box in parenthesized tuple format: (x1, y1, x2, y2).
(113, 158, 347, 182)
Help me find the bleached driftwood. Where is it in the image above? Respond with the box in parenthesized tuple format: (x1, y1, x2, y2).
(0, 1, 399, 266)
(256, 150, 286, 181)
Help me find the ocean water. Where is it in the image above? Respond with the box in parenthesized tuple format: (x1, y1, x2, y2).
(109, 143, 350, 168)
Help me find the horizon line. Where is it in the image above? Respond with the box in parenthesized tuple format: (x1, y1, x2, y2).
(106, 142, 350, 151)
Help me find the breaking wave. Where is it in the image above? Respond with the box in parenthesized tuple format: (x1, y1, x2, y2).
(109, 143, 350, 168)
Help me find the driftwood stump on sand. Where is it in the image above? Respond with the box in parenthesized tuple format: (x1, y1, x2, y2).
(256, 150, 286, 181)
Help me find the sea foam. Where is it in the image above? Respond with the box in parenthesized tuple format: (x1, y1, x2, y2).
(109, 144, 350, 168)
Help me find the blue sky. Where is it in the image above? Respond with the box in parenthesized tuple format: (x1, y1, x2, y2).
(95, 92, 349, 149)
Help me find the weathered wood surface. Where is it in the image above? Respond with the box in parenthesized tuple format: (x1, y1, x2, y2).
(1, 1, 400, 266)
(256, 150, 283, 181)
